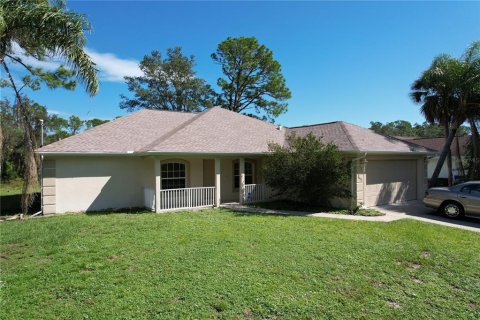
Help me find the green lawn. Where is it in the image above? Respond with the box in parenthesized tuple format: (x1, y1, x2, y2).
(1, 209, 479, 319)
(248, 200, 384, 216)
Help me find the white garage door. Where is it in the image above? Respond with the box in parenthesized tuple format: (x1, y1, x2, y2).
(364, 160, 417, 206)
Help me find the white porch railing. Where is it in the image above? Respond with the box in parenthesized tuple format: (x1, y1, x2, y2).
(159, 186, 216, 211)
(243, 184, 274, 204)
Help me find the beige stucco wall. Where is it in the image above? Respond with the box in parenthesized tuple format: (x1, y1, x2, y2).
(203, 160, 215, 187)
(51, 156, 152, 213)
(43, 153, 426, 213)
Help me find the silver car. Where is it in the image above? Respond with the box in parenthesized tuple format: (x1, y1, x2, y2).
(424, 181, 480, 219)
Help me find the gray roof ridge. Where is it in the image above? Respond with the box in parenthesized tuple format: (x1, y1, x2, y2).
(140, 108, 202, 115)
(338, 122, 359, 151)
(215, 107, 282, 130)
(138, 107, 215, 152)
(287, 121, 341, 129)
(376, 133, 439, 153)
(406, 135, 470, 141)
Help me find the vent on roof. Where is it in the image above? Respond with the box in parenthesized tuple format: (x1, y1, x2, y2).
(277, 125, 283, 130)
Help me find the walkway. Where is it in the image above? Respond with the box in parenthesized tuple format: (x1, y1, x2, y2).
(221, 201, 480, 233)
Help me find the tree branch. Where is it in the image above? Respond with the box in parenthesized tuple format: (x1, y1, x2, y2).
(5, 53, 36, 75)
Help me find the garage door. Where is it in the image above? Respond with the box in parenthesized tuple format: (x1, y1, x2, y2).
(364, 160, 417, 206)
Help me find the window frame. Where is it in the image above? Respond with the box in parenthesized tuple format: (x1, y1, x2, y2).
(233, 160, 255, 190)
(160, 160, 188, 190)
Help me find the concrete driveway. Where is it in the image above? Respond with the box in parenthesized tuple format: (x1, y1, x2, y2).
(373, 200, 480, 233)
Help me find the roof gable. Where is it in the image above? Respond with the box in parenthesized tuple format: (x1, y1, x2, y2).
(141, 107, 286, 153)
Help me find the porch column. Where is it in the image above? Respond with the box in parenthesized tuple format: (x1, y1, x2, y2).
(215, 158, 221, 207)
(155, 159, 161, 213)
(239, 158, 245, 204)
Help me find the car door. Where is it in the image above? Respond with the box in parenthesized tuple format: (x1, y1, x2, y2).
(458, 184, 480, 216)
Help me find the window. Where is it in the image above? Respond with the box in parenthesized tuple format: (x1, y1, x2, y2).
(234, 161, 254, 189)
(161, 162, 186, 189)
(461, 184, 480, 197)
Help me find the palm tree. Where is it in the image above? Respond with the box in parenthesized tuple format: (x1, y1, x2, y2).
(461, 42, 480, 179)
(411, 42, 480, 187)
(411, 55, 459, 185)
(0, 0, 98, 213)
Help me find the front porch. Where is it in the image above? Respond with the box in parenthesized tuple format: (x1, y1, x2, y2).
(143, 157, 274, 212)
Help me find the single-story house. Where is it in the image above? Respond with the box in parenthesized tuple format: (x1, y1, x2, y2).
(37, 107, 433, 214)
(399, 136, 471, 181)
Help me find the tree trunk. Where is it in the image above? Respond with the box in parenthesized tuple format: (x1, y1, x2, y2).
(430, 126, 458, 187)
(444, 123, 453, 186)
(2, 61, 39, 214)
(0, 124, 3, 178)
(455, 135, 466, 180)
(469, 119, 480, 180)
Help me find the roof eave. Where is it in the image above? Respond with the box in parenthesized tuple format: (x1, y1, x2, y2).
(37, 150, 270, 157)
(342, 150, 436, 155)
(37, 151, 137, 156)
(142, 151, 269, 157)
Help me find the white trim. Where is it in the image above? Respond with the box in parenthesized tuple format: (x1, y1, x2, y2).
(159, 159, 188, 189)
(38, 150, 435, 157)
(215, 159, 221, 207)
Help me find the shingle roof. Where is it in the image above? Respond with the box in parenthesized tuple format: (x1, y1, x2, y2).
(398, 136, 471, 156)
(38, 109, 197, 153)
(38, 107, 285, 154)
(37, 108, 433, 155)
(140, 107, 285, 153)
(287, 121, 433, 153)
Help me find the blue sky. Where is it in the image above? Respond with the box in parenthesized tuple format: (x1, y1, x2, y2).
(7, 1, 480, 128)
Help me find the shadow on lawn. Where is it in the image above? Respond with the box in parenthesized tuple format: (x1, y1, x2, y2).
(85, 207, 152, 216)
(0, 193, 40, 216)
(231, 210, 310, 218)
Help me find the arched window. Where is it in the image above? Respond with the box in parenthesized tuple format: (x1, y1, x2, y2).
(161, 162, 186, 189)
(234, 161, 254, 189)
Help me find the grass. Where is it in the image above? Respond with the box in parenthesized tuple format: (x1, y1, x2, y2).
(248, 200, 385, 216)
(1, 209, 479, 319)
(0, 178, 40, 215)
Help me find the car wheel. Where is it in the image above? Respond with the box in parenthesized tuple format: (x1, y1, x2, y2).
(441, 201, 465, 219)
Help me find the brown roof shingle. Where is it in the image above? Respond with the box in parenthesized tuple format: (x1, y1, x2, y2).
(287, 121, 432, 153)
(38, 108, 433, 155)
(38, 109, 197, 153)
(399, 136, 471, 156)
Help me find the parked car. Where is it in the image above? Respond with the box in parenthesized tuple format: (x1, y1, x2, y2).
(423, 181, 480, 219)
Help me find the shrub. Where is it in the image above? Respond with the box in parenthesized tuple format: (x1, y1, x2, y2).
(263, 133, 350, 206)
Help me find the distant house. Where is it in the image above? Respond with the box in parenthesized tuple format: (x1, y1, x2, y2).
(37, 107, 432, 214)
(399, 136, 470, 181)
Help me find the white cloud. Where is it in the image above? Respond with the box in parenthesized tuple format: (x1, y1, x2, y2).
(9, 42, 63, 71)
(8, 42, 142, 83)
(47, 109, 69, 116)
(85, 48, 143, 82)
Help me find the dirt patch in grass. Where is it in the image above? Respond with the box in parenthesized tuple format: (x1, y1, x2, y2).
(387, 301, 402, 309)
(421, 251, 431, 258)
(408, 262, 422, 270)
